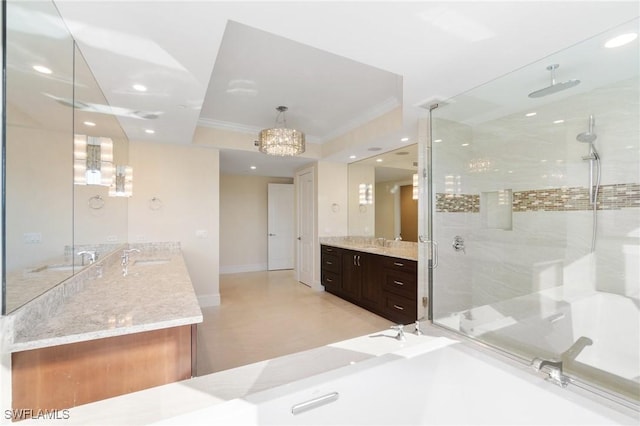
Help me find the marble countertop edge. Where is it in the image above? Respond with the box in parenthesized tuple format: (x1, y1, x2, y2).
(320, 241, 418, 261)
(9, 314, 203, 353)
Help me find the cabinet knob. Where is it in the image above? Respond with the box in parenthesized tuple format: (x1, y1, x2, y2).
(393, 280, 404, 286)
(393, 305, 405, 311)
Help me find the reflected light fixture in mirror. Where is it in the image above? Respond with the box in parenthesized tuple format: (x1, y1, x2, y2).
(412, 173, 419, 200)
(74, 135, 114, 186)
(109, 165, 133, 197)
(359, 183, 373, 205)
(256, 106, 305, 156)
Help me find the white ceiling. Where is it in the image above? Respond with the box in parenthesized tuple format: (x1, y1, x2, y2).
(52, 1, 639, 177)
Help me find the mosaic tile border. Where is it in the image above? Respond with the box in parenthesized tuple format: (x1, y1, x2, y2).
(436, 183, 639, 213)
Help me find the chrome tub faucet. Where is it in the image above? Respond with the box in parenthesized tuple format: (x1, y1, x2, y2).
(77, 250, 97, 266)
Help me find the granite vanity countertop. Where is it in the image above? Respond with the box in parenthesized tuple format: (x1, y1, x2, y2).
(320, 237, 418, 261)
(9, 252, 203, 352)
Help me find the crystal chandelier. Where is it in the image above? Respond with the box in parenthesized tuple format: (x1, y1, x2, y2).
(256, 106, 305, 156)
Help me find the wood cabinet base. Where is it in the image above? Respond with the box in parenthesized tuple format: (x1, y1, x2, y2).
(12, 325, 193, 419)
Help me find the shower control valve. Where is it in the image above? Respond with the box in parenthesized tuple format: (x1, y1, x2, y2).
(452, 236, 465, 253)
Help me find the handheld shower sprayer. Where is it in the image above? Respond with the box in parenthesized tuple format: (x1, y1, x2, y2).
(576, 115, 601, 252)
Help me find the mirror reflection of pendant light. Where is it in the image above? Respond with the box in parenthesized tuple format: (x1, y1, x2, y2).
(109, 165, 133, 197)
(255, 106, 305, 156)
(74, 135, 114, 186)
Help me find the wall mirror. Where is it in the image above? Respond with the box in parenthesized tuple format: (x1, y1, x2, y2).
(347, 144, 418, 241)
(3, 0, 129, 314)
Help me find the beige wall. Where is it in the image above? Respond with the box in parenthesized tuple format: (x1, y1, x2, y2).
(220, 174, 293, 274)
(317, 162, 348, 238)
(375, 181, 397, 240)
(313, 161, 348, 289)
(128, 140, 220, 306)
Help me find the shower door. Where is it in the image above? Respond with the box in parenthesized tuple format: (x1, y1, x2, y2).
(425, 18, 639, 406)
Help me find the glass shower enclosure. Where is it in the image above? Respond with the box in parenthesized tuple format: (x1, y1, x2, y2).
(425, 18, 639, 406)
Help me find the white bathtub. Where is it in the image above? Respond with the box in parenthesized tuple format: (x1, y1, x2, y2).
(447, 291, 640, 383)
(154, 338, 638, 425)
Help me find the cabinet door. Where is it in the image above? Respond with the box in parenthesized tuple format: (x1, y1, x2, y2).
(360, 253, 382, 312)
(341, 250, 362, 300)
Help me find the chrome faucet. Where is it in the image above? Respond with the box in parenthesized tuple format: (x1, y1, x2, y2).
(531, 357, 569, 387)
(531, 336, 592, 388)
(77, 250, 97, 266)
(561, 336, 593, 361)
(413, 320, 423, 336)
(390, 324, 406, 341)
(121, 248, 141, 276)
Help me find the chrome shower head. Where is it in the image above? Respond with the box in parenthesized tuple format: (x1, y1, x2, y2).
(577, 115, 597, 143)
(528, 64, 580, 98)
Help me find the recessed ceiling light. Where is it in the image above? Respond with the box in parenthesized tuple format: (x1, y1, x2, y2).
(434, 139, 442, 143)
(604, 33, 638, 48)
(250, 166, 257, 170)
(461, 143, 470, 147)
(83, 121, 96, 127)
(33, 65, 52, 74)
(144, 129, 155, 134)
(541, 159, 548, 163)
(133, 84, 147, 92)
(376, 158, 383, 163)
(395, 151, 409, 156)
(508, 170, 513, 174)
(349, 155, 357, 160)
(400, 137, 409, 142)
(525, 112, 537, 117)
(368, 147, 382, 152)
(553, 119, 564, 124)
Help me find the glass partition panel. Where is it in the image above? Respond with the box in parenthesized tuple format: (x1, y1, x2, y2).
(4, 0, 75, 313)
(429, 19, 639, 404)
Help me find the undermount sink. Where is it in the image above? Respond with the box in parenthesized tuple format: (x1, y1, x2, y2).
(133, 258, 171, 266)
(362, 246, 387, 253)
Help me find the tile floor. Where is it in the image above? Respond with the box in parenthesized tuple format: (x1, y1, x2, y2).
(196, 269, 393, 376)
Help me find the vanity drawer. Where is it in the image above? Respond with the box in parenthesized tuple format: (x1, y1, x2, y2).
(321, 270, 341, 292)
(382, 269, 416, 300)
(321, 245, 342, 256)
(383, 292, 417, 325)
(321, 253, 341, 274)
(380, 256, 417, 274)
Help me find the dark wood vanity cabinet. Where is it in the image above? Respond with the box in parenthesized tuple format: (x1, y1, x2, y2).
(380, 256, 418, 324)
(321, 244, 417, 324)
(320, 245, 342, 293)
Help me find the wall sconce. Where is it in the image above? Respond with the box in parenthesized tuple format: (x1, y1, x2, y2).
(74, 135, 113, 186)
(108, 165, 133, 197)
(412, 173, 419, 200)
(359, 183, 373, 205)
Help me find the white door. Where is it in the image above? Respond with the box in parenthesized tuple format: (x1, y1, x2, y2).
(268, 183, 294, 270)
(296, 168, 315, 286)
